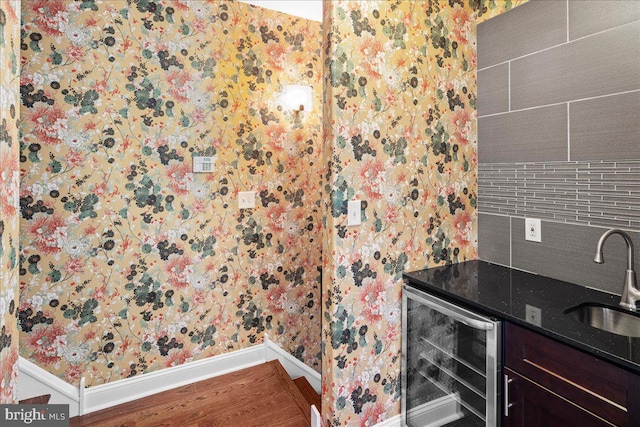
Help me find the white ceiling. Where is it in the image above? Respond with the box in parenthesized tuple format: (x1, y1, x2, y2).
(239, 0, 323, 22)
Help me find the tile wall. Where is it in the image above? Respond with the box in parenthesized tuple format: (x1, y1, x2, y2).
(477, 0, 640, 295)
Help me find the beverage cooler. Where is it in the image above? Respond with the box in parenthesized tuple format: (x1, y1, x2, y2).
(402, 285, 501, 427)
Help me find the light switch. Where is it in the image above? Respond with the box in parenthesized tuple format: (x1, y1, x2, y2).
(193, 157, 215, 173)
(347, 200, 361, 226)
(238, 191, 256, 209)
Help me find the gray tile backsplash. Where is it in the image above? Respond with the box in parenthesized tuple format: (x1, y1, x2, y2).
(477, 0, 567, 69)
(510, 218, 640, 295)
(478, 160, 640, 230)
(477, 1, 640, 296)
(478, 214, 510, 267)
(477, 64, 509, 116)
(569, 0, 640, 40)
(510, 22, 640, 110)
(570, 91, 640, 161)
(478, 105, 567, 163)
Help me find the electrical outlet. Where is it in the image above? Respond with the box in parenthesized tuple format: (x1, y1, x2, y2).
(526, 304, 542, 326)
(525, 218, 542, 242)
(238, 191, 255, 209)
(347, 200, 361, 226)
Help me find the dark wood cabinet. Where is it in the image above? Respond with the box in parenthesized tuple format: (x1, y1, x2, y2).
(503, 368, 611, 427)
(503, 322, 640, 427)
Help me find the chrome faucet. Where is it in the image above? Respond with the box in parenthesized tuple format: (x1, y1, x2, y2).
(594, 228, 639, 311)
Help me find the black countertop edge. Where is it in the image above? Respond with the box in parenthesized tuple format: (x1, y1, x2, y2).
(403, 260, 640, 376)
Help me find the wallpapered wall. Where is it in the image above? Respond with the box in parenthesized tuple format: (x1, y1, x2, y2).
(321, 1, 525, 425)
(0, 0, 20, 405)
(19, 0, 322, 387)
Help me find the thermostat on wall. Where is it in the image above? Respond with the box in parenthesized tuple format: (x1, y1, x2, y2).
(193, 157, 215, 173)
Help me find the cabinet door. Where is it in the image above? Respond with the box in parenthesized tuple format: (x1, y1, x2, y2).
(504, 322, 636, 425)
(503, 369, 613, 427)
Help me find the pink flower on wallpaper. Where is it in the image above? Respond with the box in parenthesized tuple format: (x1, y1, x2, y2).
(454, 210, 474, 245)
(26, 0, 68, 36)
(93, 285, 107, 301)
(191, 199, 206, 215)
(64, 364, 83, 384)
(165, 163, 192, 195)
(360, 159, 385, 200)
(265, 123, 288, 152)
(360, 401, 386, 427)
(266, 204, 287, 232)
(0, 347, 18, 403)
(451, 6, 472, 43)
(266, 41, 287, 71)
(165, 255, 192, 289)
(27, 215, 66, 254)
(192, 18, 207, 34)
(452, 108, 472, 146)
(170, 0, 190, 12)
(26, 324, 65, 365)
(27, 105, 67, 145)
(64, 150, 85, 168)
(190, 108, 207, 125)
(164, 348, 193, 368)
(383, 206, 399, 224)
(92, 182, 107, 196)
(385, 323, 401, 345)
(266, 284, 286, 313)
(358, 36, 384, 79)
(360, 279, 386, 323)
(0, 150, 18, 218)
(468, 49, 478, 70)
(165, 69, 192, 102)
(65, 44, 86, 62)
(64, 258, 85, 274)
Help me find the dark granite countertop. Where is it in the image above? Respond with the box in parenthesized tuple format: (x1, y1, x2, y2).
(403, 260, 640, 375)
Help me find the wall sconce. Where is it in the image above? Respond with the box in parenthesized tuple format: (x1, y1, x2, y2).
(277, 84, 313, 114)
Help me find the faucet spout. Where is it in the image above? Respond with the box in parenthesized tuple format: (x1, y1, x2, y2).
(594, 229, 638, 311)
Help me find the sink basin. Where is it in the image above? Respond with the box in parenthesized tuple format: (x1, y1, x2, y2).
(564, 303, 640, 338)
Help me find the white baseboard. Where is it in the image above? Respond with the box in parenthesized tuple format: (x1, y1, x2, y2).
(373, 414, 402, 427)
(18, 357, 80, 414)
(18, 339, 320, 417)
(405, 394, 461, 427)
(264, 335, 321, 393)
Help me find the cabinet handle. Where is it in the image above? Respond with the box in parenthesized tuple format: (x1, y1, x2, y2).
(504, 373, 513, 417)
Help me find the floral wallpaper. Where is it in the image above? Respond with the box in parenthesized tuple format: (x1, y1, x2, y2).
(19, 0, 322, 387)
(321, 0, 526, 425)
(0, 0, 20, 405)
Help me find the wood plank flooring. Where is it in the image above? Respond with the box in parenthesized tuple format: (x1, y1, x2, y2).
(70, 361, 314, 427)
(19, 394, 51, 404)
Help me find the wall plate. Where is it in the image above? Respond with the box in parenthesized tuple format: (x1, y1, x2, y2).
(347, 200, 361, 226)
(525, 218, 542, 242)
(238, 191, 256, 209)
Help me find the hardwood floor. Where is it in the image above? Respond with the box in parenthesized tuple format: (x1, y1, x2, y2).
(70, 361, 316, 427)
(19, 394, 51, 404)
